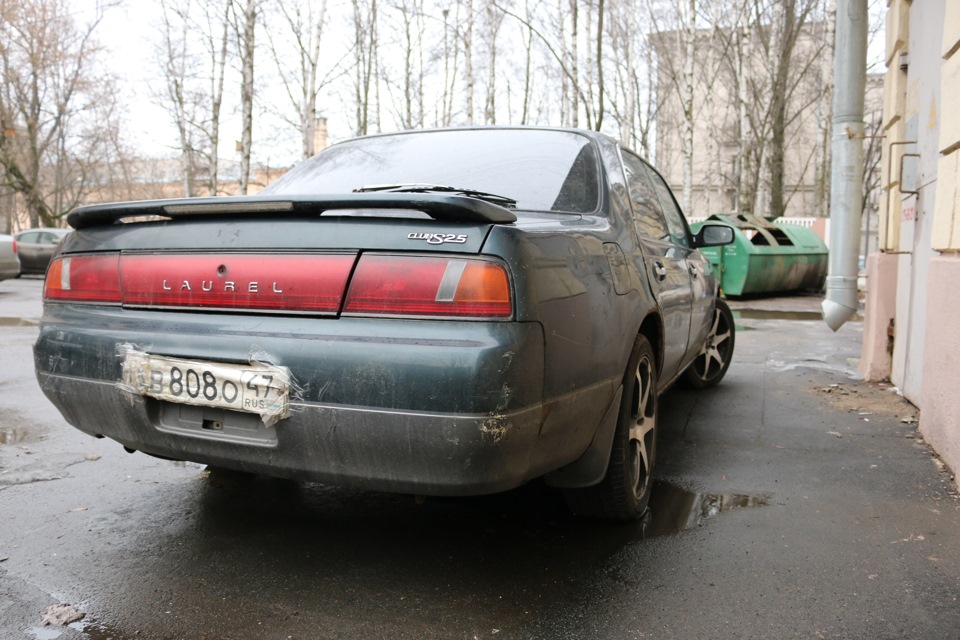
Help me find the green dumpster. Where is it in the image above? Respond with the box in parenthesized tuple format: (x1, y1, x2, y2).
(690, 214, 828, 297)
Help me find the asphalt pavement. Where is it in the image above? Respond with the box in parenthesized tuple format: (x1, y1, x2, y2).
(1, 277, 958, 640)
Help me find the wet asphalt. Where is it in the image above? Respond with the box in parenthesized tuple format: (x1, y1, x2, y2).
(1, 277, 958, 639)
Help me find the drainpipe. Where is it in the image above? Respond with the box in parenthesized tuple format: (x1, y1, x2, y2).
(822, 0, 868, 331)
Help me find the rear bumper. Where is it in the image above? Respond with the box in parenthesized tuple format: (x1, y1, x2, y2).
(37, 373, 546, 495)
(34, 304, 551, 495)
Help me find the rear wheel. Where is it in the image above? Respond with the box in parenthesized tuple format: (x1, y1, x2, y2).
(684, 298, 735, 389)
(564, 335, 658, 521)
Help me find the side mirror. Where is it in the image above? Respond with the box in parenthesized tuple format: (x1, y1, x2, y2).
(694, 223, 734, 248)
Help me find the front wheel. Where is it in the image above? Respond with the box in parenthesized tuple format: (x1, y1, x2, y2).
(564, 334, 658, 521)
(684, 298, 735, 389)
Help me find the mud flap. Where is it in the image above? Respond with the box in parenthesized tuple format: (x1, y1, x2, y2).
(543, 384, 622, 489)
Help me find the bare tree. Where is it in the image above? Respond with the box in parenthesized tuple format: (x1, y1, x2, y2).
(680, 0, 695, 212)
(378, 0, 426, 130)
(157, 0, 199, 197)
(595, 0, 605, 129)
(605, 0, 661, 156)
(814, 0, 835, 217)
(519, 0, 535, 124)
(482, 0, 503, 124)
(264, 0, 348, 157)
(651, 0, 831, 218)
(495, 2, 594, 128)
(761, 0, 820, 218)
(648, 0, 704, 212)
(232, 0, 258, 194)
(0, 0, 122, 226)
(438, 5, 460, 127)
(198, 0, 232, 195)
(154, 0, 232, 197)
(464, 0, 475, 124)
(351, 0, 379, 135)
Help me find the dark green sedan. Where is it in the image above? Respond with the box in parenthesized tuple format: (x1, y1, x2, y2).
(34, 127, 735, 521)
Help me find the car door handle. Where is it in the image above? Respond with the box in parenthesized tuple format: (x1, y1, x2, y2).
(689, 264, 699, 278)
(653, 261, 667, 281)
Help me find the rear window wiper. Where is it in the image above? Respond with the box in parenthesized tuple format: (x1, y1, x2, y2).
(355, 183, 518, 209)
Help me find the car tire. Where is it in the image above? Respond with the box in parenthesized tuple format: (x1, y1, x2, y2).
(564, 334, 658, 521)
(683, 298, 735, 389)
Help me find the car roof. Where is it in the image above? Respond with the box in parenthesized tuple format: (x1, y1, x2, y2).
(324, 125, 617, 149)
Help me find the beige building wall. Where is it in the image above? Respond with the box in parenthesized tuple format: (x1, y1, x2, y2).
(920, 0, 960, 476)
(864, 0, 960, 477)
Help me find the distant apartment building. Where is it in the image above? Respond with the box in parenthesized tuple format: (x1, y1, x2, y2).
(652, 21, 882, 231)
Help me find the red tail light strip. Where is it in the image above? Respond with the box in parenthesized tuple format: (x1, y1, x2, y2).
(119, 254, 356, 313)
(44, 253, 513, 319)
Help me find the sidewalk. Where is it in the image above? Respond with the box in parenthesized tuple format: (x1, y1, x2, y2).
(530, 294, 960, 639)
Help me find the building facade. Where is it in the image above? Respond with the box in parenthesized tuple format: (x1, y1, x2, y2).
(653, 22, 882, 237)
(861, 0, 960, 475)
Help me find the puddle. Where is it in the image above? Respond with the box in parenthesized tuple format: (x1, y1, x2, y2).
(71, 619, 130, 639)
(26, 618, 127, 640)
(643, 481, 771, 538)
(0, 454, 90, 486)
(733, 309, 823, 321)
(733, 309, 863, 322)
(0, 427, 32, 444)
(0, 317, 38, 327)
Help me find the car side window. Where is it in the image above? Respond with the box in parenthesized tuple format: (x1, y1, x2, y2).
(18, 232, 39, 244)
(620, 150, 670, 242)
(645, 167, 690, 248)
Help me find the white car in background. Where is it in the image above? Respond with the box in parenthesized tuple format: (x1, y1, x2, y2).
(0, 234, 21, 282)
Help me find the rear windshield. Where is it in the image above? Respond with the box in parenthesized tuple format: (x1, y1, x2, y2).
(262, 129, 601, 214)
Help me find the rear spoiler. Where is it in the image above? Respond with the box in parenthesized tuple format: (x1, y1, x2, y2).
(67, 193, 518, 229)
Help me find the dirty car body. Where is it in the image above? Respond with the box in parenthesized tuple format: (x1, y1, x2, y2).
(34, 128, 734, 520)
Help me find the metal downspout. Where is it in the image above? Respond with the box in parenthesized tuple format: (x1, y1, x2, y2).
(822, 0, 868, 331)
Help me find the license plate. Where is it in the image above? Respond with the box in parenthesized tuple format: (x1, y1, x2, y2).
(121, 350, 291, 425)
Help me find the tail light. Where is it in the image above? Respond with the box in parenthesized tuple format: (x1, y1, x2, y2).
(44, 255, 122, 303)
(44, 252, 513, 319)
(11, 239, 17, 254)
(344, 255, 512, 318)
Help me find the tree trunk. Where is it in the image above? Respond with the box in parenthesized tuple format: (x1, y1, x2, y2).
(237, 0, 256, 195)
(680, 0, 695, 213)
(465, 0, 474, 124)
(737, 17, 753, 215)
(816, 0, 836, 217)
(595, 0, 604, 130)
(569, 0, 578, 127)
(521, 0, 533, 124)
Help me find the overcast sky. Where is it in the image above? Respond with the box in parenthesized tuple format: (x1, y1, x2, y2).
(90, 0, 888, 171)
(94, 0, 320, 168)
